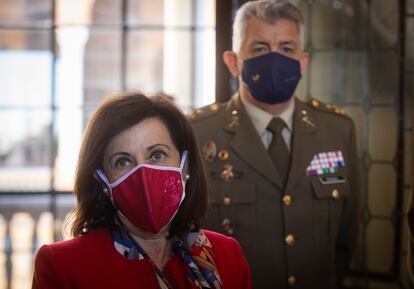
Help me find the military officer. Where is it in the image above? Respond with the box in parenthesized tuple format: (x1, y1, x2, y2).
(189, 1, 361, 289)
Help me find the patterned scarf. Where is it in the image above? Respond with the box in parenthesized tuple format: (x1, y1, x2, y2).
(113, 228, 222, 289)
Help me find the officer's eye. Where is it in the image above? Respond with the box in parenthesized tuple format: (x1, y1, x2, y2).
(252, 46, 269, 56)
(280, 46, 294, 54)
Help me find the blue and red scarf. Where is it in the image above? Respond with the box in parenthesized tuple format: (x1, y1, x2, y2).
(113, 228, 222, 289)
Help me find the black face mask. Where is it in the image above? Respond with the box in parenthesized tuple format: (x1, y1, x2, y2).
(242, 52, 302, 104)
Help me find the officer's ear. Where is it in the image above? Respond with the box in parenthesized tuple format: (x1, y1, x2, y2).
(300, 52, 309, 74)
(223, 51, 240, 77)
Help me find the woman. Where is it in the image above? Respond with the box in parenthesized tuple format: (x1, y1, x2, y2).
(32, 92, 252, 289)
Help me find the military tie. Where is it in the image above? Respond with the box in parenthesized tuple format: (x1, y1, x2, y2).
(267, 117, 290, 186)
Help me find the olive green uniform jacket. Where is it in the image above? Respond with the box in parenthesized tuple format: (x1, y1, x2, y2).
(190, 95, 360, 289)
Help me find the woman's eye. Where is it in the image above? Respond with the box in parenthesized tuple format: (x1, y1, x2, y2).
(149, 150, 167, 162)
(115, 158, 132, 168)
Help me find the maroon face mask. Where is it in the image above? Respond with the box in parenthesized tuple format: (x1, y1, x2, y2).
(96, 151, 188, 233)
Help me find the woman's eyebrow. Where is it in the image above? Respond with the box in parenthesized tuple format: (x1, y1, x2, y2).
(108, 152, 130, 162)
(146, 144, 172, 151)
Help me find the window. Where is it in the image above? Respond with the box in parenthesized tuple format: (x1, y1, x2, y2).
(0, 0, 216, 193)
(0, 1, 215, 288)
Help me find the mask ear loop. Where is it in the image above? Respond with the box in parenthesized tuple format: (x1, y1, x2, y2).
(180, 151, 188, 170)
(93, 170, 114, 203)
(180, 151, 190, 182)
(94, 170, 124, 227)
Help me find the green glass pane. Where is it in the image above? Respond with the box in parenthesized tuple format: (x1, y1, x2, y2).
(362, 206, 372, 225)
(366, 219, 394, 273)
(344, 106, 364, 156)
(362, 151, 372, 171)
(363, 96, 372, 113)
(368, 107, 397, 161)
(368, 164, 396, 217)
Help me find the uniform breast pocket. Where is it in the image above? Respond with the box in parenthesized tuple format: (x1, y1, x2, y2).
(207, 181, 256, 242)
(311, 176, 350, 242)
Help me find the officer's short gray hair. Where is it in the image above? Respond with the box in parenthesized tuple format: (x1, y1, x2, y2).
(232, 0, 305, 53)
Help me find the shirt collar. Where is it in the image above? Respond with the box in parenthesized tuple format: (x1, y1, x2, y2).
(240, 95, 295, 136)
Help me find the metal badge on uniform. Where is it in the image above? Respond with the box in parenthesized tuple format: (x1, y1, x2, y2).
(228, 110, 240, 128)
(252, 74, 260, 82)
(301, 110, 315, 128)
(319, 176, 346, 185)
(306, 150, 345, 176)
(218, 149, 229, 161)
(210, 163, 243, 181)
(221, 164, 234, 182)
(209, 103, 219, 112)
(202, 140, 217, 162)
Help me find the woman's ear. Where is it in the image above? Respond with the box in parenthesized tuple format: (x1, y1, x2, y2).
(223, 51, 241, 77)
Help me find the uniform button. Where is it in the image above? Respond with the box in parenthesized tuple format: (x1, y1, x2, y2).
(283, 195, 292, 206)
(288, 275, 296, 287)
(218, 150, 229, 160)
(223, 197, 231, 206)
(332, 189, 340, 199)
(285, 234, 295, 246)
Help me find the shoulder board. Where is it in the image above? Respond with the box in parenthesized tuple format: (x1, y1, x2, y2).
(307, 98, 348, 117)
(187, 102, 224, 121)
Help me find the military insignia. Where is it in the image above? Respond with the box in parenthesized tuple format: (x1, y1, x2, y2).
(210, 165, 243, 181)
(334, 107, 347, 116)
(302, 115, 315, 128)
(202, 141, 217, 162)
(252, 74, 260, 81)
(306, 150, 345, 176)
(187, 110, 196, 120)
(209, 103, 219, 112)
(301, 110, 315, 128)
(228, 111, 240, 128)
(327, 104, 346, 116)
(311, 99, 319, 107)
(309, 98, 348, 117)
(221, 164, 234, 181)
(218, 150, 229, 160)
(188, 108, 204, 120)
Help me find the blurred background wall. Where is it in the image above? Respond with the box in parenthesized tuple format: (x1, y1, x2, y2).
(0, 0, 412, 289)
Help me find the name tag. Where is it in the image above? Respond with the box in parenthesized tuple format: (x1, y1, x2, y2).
(319, 176, 346, 185)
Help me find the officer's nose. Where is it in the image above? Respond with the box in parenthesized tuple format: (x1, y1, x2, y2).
(270, 45, 279, 53)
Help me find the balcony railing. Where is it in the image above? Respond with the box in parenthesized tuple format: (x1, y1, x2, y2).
(0, 193, 75, 289)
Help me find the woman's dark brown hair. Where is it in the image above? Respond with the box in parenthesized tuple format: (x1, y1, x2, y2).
(70, 91, 208, 238)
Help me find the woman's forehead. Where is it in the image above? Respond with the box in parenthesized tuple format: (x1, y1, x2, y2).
(105, 118, 174, 154)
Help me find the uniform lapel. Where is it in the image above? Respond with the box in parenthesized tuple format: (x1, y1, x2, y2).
(285, 98, 318, 191)
(224, 95, 284, 190)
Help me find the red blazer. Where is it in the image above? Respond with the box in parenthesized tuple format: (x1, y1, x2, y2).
(32, 228, 252, 289)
